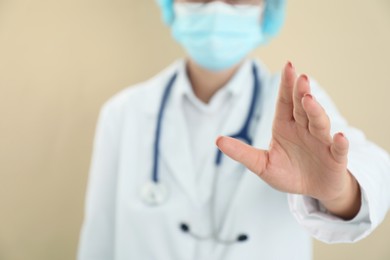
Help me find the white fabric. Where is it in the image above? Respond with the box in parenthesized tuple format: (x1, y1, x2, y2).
(180, 60, 254, 258)
(77, 59, 390, 260)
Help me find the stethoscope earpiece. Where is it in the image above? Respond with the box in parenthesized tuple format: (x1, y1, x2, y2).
(180, 222, 190, 232)
(179, 222, 249, 244)
(237, 234, 249, 242)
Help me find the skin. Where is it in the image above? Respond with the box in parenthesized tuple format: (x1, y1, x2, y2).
(215, 62, 361, 220)
(185, 59, 243, 103)
(177, 0, 362, 220)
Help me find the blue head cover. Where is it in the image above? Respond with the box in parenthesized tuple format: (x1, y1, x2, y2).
(155, 0, 287, 38)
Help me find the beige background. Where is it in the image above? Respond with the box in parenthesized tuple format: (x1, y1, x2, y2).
(0, 0, 389, 259)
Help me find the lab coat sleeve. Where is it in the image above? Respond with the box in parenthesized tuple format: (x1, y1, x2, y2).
(77, 99, 121, 259)
(287, 80, 390, 244)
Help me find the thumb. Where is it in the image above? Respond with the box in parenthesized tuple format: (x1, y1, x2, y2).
(215, 136, 268, 176)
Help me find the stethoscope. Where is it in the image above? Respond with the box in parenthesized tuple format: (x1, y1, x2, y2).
(139, 62, 261, 245)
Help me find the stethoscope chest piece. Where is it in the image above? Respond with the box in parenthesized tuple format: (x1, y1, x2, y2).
(140, 181, 168, 206)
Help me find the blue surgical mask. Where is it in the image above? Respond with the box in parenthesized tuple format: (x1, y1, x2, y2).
(171, 2, 266, 71)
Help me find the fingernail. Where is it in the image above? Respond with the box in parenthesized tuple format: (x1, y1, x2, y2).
(338, 132, 345, 138)
(304, 93, 313, 100)
(301, 74, 309, 83)
(286, 61, 295, 71)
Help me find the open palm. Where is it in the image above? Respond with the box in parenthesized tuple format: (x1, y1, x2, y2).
(216, 62, 360, 217)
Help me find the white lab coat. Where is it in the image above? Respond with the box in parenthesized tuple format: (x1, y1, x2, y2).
(78, 59, 390, 260)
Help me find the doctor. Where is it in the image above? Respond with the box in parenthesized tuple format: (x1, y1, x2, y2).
(78, 0, 390, 259)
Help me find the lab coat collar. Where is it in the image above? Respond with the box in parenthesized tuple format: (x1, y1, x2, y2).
(158, 58, 256, 205)
(143, 58, 272, 206)
(140, 58, 265, 116)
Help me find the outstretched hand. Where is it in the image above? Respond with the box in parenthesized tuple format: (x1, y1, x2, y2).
(216, 62, 361, 220)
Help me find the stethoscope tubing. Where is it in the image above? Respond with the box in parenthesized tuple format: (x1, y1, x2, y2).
(147, 62, 261, 244)
(152, 72, 178, 183)
(215, 63, 259, 165)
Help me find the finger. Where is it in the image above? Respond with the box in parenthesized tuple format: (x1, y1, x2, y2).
(293, 75, 311, 128)
(302, 93, 332, 143)
(215, 136, 268, 176)
(275, 61, 296, 122)
(330, 132, 349, 164)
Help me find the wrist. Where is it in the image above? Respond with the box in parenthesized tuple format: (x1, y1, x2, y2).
(320, 171, 362, 220)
